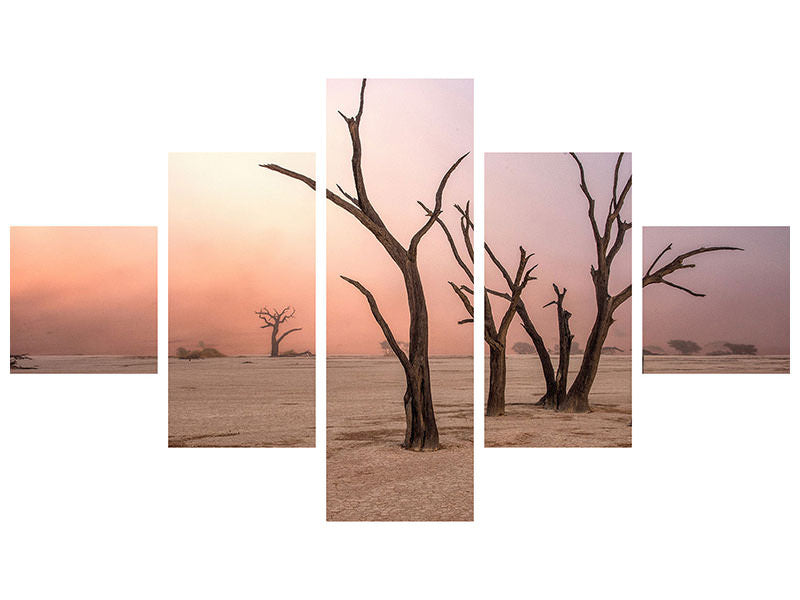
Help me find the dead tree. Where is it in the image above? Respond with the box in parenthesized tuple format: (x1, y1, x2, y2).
(486, 284, 565, 409)
(558, 152, 633, 412)
(543, 285, 573, 410)
(421, 201, 536, 416)
(564, 152, 741, 412)
(255, 306, 301, 357)
(483, 245, 537, 416)
(260, 79, 468, 451)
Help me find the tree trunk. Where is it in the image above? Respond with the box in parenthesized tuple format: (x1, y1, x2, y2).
(400, 260, 439, 451)
(554, 296, 572, 412)
(564, 300, 612, 412)
(517, 302, 557, 407)
(486, 344, 507, 416)
(270, 328, 279, 357)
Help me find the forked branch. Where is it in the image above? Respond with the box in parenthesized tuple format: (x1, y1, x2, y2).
(255, 306, 296, 328)
(418, 200, 473, 282)
(409, 152, 470, 259)
(642, 243, 744, 297)
(569, 152, 632, 272)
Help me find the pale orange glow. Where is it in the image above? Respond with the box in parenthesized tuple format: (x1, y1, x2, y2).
(10, 226, 157, 355)
(326, 79, 474, 355)
(169, 153, 315, 356)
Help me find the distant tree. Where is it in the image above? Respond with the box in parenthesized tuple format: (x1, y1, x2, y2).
(668, 339, 702, 355)
(643, 345, 666, 356)
(601, 346, 624, 354)
(255, 306, 302, 357)
(512, 342, 535, 355)
(175, 345, 225, 360)
(724, 342, 757, 355)
(380, 340, 409, 356)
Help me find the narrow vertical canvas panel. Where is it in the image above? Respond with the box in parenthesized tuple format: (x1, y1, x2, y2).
(168, 153, 315, 448)
(325, 79, 474, 521)
(484, 153, 633, 448)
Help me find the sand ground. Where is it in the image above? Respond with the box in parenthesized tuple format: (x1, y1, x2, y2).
(168, 356, 314, 447)
(643, 355, 790, 374)
(485, 354, 632, 448)
(327, 356, 473, 521)
(10, 355, 157, 374)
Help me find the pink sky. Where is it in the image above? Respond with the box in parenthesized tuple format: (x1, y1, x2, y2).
(169, 153, 315, 355)
(327, 79, 473, 355)
(10, 227, 157, 355)
(485, 153, 633, 353)
(643, 227, 789, 354)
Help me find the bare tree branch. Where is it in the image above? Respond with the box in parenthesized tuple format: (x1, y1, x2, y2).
(660, 279, 705, 297)
(611, 152, 624, 211)
(255, 306, 296, 328)
(645, 243, 674, 277)
(340, 275, 410, 372)
(408, 152, 470, 259)
(448, 281, 474, 318)
(335, 184, 359, 205)
(570, 152, 603, 254)
(454, 202, 475, 262)
(277, 327, 302, 342)
(486, 287, 512, 301)
(643, 244, 744, 296)
(259, 163, 374, 233)
(418, 201, 473, 282)
(338, 79, 386, 229)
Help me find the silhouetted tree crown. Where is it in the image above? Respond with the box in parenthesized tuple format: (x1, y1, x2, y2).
(668, 339, 702, 355)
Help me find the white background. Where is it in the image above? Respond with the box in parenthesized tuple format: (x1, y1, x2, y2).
(2, 1, 797, 598)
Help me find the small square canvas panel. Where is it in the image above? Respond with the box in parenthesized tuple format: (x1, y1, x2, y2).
(643, 226, 789, 374)
(10, 226, 157, 374)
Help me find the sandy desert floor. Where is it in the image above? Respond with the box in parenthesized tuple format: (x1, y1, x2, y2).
(327, 355, 473, 521)
(643, 355, 790, 374)
(485, 355, 632, 448)
(169, 356, 314, 447)
(10, 355, 157, 374)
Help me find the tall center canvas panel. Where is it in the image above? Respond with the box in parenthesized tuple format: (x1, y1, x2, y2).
(326, 79, 474, 521)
